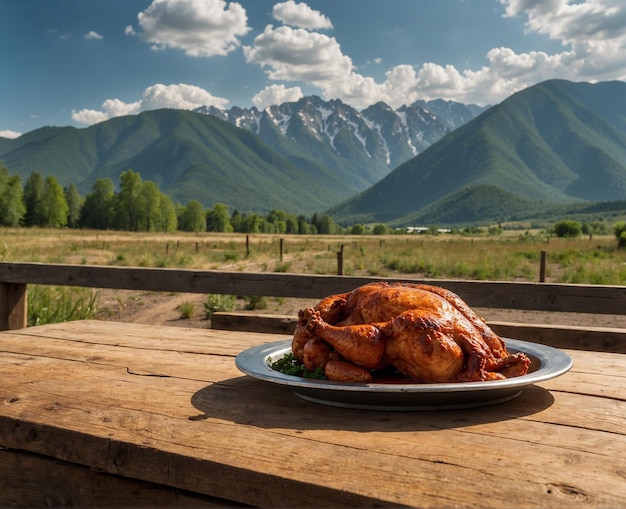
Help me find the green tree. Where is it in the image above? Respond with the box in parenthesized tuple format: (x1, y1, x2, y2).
(315, 214, 337, 234)
(158, 192, 178, 232)
(297, 215, 310, 234)
(206, 203, 232, 232)
(179, 200, 206, 232)
(285, 216, 298, 234)
(259, 217, 272, 233)
(138, 181, 161, 232)
(554, 220, 582, 238)
(23, 172, 45, 226)
(267, 209, 287, 224)
(64, 184, 83, 228)
(350, 224, 365, 235)
(272, 220, 287, 234)
(372, 224, 390, 235)
(230, 209, 243, 232)
(0, 163, 25, 226)
(80, 178, 115, 229)
(113, 170, 143, 231)
(241, 213, 261, 233)
(614, 221, 626, 248)
(39, 176, 69, 227)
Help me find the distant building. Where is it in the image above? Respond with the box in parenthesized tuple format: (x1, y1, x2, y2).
(403, 226, 451, 234)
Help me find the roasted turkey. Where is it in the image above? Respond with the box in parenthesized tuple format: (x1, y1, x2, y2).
(292, 282, 530, 383)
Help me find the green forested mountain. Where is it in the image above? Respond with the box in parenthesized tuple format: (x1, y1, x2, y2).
(0, 109, 353, 214)
(328, 80, 626, 225)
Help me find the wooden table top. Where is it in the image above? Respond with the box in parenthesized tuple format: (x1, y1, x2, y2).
(0, 320, 624, 508)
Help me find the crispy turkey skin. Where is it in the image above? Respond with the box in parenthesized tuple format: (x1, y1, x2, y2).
(292, 282, 530, 383)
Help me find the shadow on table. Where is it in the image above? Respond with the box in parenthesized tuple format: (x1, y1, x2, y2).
(189, 375, 555, 432)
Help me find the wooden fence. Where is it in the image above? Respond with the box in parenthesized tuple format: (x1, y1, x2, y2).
(0, 261, 624, 352)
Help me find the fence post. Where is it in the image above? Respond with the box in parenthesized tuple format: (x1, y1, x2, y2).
(0, 282, 28, 330)
(337, 244, 344, 275)
(279, 238, 284, 262)
(539, 250, 546, 282)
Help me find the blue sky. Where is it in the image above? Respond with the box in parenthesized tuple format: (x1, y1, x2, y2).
(2, 0, 626, 138)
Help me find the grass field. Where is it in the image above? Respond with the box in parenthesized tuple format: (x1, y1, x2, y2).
(2, 226, 625, 284)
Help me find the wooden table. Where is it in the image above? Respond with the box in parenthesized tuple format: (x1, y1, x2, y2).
(0, 320, 624, 508)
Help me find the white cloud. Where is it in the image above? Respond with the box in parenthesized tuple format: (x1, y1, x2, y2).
(124, 25, 137, 36)
(272, 1, 333, 30)
(500, 0, 626, 82)
(71, 84, 228, 125)
(502, 0, 625, 42)
(243, 0, 626, 108)
(243, 25, 354, 87)
(84, 31, 103, 40)
(135, 0, 250, 57)
(47, 29, 72, 39)
(0, 130, 21, 139)
(71, 109, 110, 125)
(376, 46, 581, 107)
(142, 83, 229, 110)
(252, 84, 303, 109)
(244, 24, 399, 108)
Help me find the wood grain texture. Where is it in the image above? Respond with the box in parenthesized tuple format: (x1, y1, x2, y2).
(0, 320, 624, 508)
(0, 449, 240, 508)
(211, 311, 298, 334)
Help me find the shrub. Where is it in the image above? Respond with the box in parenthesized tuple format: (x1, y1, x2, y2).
(177, 301, 195, 319)
(553, 220, 582, 238)
(614, 221, 626, 248)
(244, 295, 267, 310)
(28, 285, 99, 326)
(372, 224, 391, 235)
(204, 294, 236, 318)
(350, 224, 365, 235)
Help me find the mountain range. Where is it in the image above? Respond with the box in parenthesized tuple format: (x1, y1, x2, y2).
(328, 79, 626, 225)
(195, 96, 482, 188)
(1, 79, 625, 225)
(0, 96, 480, 215)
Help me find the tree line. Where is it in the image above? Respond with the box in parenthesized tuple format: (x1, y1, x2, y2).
(5, 163, 621, 240)
(0, 163, 374, 234)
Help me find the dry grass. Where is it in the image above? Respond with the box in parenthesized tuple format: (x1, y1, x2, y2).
(1, 226, 625, 284)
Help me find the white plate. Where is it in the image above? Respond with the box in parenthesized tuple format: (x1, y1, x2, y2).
(235, 339, 573, 411)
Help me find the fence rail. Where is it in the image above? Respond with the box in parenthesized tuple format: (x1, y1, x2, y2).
(1, 262, 624, 352)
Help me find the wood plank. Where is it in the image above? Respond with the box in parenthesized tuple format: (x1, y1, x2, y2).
(1, 262, 626, 314)
(488, 320, 626, 353)
(7, 319, 279, 360)
(211, 311, 298, 334)
(0, 448, 240, 508)
(0, 282, 27, 330)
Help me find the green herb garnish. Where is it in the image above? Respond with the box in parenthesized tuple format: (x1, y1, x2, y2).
(269, 353, 327, 379)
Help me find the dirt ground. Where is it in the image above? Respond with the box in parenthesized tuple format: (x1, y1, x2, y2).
(94, 287, 626, 330)
(94, 289, 311, 329)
